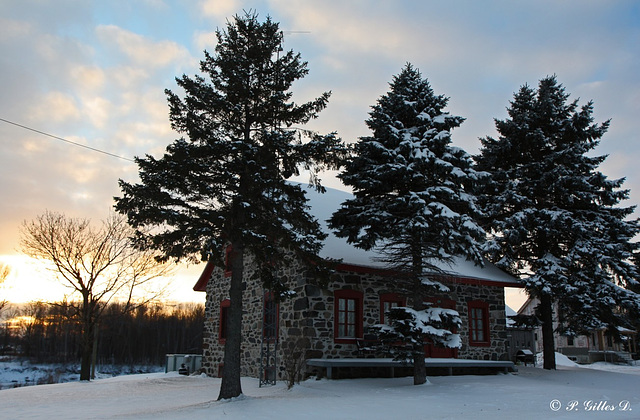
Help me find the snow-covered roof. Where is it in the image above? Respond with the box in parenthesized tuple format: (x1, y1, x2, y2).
(193, 183, 522, 291)
(303, 184, 521, 287)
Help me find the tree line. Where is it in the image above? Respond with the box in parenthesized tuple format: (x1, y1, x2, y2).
(1, 301, 203, 367)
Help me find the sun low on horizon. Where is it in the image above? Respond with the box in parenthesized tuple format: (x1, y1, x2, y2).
(0, 254, 206, 306)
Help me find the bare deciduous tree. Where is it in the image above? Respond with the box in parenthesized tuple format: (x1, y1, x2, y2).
(20, 211, 173, 380)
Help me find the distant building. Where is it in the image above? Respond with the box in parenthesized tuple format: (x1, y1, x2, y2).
(505, 305, 536, 364)
(517, 297, 637, 364)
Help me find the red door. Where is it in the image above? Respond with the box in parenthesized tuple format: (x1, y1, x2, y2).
(423, 298, 458, 358)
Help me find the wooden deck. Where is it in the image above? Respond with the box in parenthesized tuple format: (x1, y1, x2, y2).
(306, 358, 516, 379)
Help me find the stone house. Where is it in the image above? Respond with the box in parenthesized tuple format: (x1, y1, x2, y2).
(193, 186, 522, 380)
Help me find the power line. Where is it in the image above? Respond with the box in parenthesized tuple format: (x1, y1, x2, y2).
(0, 117, 136, 163)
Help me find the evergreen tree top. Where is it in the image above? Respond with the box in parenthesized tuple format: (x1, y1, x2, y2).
(330, 64, 485, 275)
(116, 12, 347, 290)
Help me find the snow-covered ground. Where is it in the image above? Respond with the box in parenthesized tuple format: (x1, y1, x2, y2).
(1, 354, 639, 419)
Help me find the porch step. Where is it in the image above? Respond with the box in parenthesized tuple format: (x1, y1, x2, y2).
(615, 351, 634, 365)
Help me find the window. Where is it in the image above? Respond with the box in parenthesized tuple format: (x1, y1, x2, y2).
(567, 336, 574, 346)
(263, 292, 279, 341)
(334, 290, 363, 343)
(468, 300, 490, 346)
(219, 299, 230, 342)
(379, 293, 405, 325)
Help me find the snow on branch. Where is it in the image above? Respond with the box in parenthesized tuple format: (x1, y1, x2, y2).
(372, 306, 462, 362)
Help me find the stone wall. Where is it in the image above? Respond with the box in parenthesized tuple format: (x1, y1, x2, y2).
(304, 269, 509, 362)
(201, 252, 310, 380)
(451, 282, 509, 361)
(201, 254, 510, 380)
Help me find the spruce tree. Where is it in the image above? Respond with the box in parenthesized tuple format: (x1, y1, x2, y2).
(329, 64, 485, 385)
(115, 12, 345, 399)
(476, 76, 640, 370)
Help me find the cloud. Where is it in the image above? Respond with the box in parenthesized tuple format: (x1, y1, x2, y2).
(34, 32, 94, 66)
(111, 66, 151, 90)
(29, 91, 81, 124)
(193, 30, 218, 53)
(0, 18, 31, 40)
(96, 24, 194, 69)
(199, 0, 241, 20)
(1, 0, 639, 304)
(71, 66, 106, 93)
(81, 96, 114, 129)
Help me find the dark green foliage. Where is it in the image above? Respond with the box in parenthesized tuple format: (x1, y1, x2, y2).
(116, 11, 345, 287)
(329, 64, 485, 274)
(508, 314, 540, 329)
(115, 12, 346, 399)
(476, 76, 640, 369)
(329, 64, 483, 385)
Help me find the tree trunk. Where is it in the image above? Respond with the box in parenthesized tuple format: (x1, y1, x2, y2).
(413, 348, 427, 385)
(79, 297, 94, 381)
(539, 294, 556, 370)
(80, 324, 94, 380)
(218, 242, 244, 400)
(411, 241, 427, 385)
(91, 323, 99, 379)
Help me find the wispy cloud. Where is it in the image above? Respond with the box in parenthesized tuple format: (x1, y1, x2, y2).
(199, 0, 242, 20)
(96, 25, 194, 68)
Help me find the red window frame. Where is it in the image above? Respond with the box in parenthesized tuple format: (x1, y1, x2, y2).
(334, 289, 363, 344)
(263, 292, 279, 342)
(219, 299, 230, 343)
(468, 300, 490, 347)
(379, 293, 405, 324)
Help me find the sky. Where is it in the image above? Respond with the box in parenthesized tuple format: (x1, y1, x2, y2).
(1, 0, 639, 305)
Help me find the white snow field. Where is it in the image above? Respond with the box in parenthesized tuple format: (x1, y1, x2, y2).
(1, 357, 639, 420)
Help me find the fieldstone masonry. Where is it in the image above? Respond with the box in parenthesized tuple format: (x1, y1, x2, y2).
(201, 253, 509, 379)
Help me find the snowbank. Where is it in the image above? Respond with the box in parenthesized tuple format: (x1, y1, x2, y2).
(1, 363, 639, 419)
(535, 352, 579, 368)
